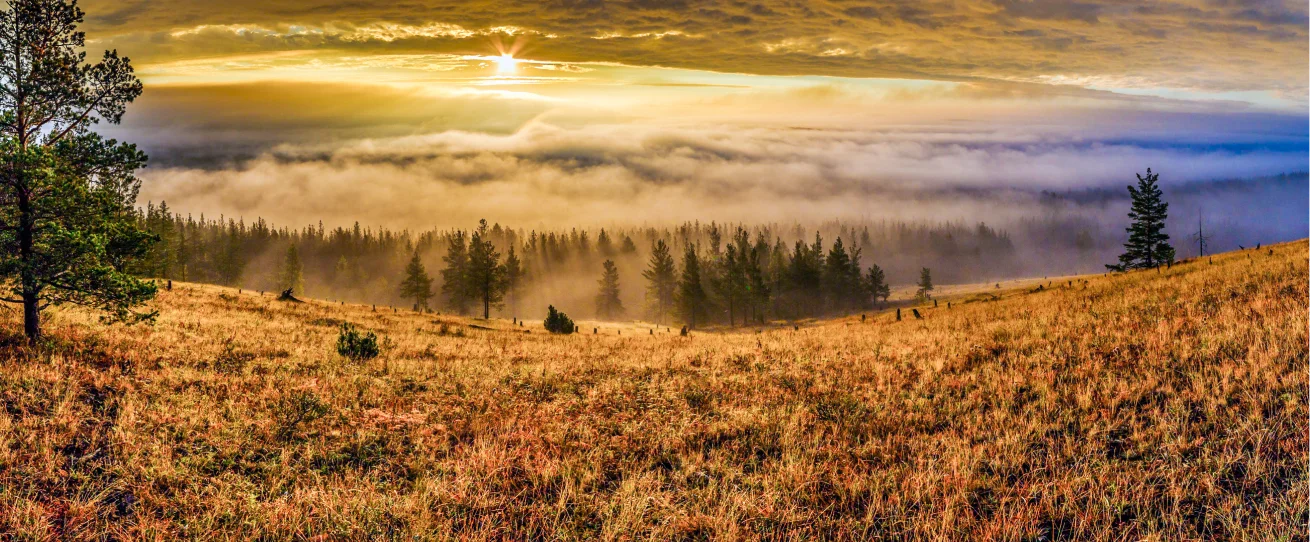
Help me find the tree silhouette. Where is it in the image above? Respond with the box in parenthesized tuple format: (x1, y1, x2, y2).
(744, 234, 771, 324)
(822, 237, 857, 313)
(784, 234, 824, 317)
(1109, 168, 1174, 271)
(714, 227, 751, 325)
(503, 244, 523, 317)
(595, 259, 624, 320)
(279, 244, 304, 295)
(398, 251, 432, 311)
(467, 219, 507, 319)
(1191, 207, 1212, 259)
(677, 243, 708, 328)
(543, 305, 575, 334)
(642, 239, 677, 324)
(865, 264, 890, 307)
(0, 0, 155, 343)
(916, 267, 934, 300)
(440, 230, 470, 315)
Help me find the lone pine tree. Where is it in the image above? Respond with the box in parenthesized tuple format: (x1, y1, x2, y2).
(1109, 168, 1175, 271)
(543, 305, 575, 334)
(0, 0, 156, 343)
(916, 267, 934, 300)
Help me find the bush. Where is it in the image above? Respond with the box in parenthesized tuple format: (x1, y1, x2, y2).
(212, 338, 255, 374)
(337, 323, 380, 361)
(543, 305, 575, 334)
(274, 390, 331, 441)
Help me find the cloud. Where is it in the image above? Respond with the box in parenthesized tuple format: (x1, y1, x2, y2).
(134, 111, 1308, 232)
(108, 81, 557, 167)
(80, 0, 1309, 99)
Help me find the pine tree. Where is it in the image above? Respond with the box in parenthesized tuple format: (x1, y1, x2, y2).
(503, 244, 524, 317)
(714, 228, 751, 326)
(1109, 168, 1174, 271)
(822, 237, 855, 313)
(467, 219, 507, 319)
(595, 259, 624, 320)
(745, 235, 771, 324)
(677, 244, 708, 328)
(865, 264, 891, 307)
(915, 267, 934, 300)
(642, 239, 677, 324)
(0, 0, 156, 343)
(279, 244, 305, 295)
(217, 222, 245, 286)
(334, 255, 351, 288)
(441, 230, 470, 315)
(399, 251, 433, 311)
(619, 235, 638, 254)
(596, 229, 615, 257)
(784, 234, 824, 317)
(543, 305, 575, 334)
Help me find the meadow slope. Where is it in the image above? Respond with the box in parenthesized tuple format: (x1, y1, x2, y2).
(0, 241, 1305, 540)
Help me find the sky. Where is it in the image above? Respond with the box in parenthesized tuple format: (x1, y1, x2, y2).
(81, 0, 1309, 232)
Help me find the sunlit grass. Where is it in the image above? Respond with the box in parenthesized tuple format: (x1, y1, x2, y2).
(0, 241, 1304, 539)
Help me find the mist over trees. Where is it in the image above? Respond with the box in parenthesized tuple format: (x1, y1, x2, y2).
(130, 207, 1036, 324)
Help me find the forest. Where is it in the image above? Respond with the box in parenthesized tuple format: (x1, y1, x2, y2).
(132, 202, 1028, 325)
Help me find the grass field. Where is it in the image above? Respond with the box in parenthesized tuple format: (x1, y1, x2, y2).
(0, 241, 1305, 540)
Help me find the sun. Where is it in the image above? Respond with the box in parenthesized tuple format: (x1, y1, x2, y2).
(494, 53, 519, 74)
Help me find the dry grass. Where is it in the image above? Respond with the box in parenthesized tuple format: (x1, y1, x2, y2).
(0, 241, 1305, 540)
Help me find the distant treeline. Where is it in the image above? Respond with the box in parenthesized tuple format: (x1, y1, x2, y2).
(133, 202, 1023, 324)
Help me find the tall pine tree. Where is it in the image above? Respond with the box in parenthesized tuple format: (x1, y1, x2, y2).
(916, 267, 934, 300)
(821, 237, 855, 313)
(399, 251, 432, 311)
(0, 0, 156, 343)
(503, 244, 524, 317)
(441, 230, 470, 314)
(595, 259, 624, 320)
(279, 244, 304, 295)
(1109, 168, 1174, 271)
(467, 219, 507, 319)
(677, 244, 708, 328)
(642, 239, 677, 324)
(865, 264, 891, 307)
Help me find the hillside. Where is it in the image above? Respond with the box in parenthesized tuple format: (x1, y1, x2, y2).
(0, 241, 1305, 539)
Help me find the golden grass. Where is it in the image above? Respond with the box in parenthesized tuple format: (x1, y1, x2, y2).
(0, 241, 1305, 540)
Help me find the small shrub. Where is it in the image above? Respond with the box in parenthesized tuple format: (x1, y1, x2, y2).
(212, 338, 255, 373)
(337, 323, 380, 361)
(543, 305, 575, 334)
(274, 390, 331, 441)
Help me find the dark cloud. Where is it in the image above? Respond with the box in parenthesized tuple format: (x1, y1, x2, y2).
(996, 0, 1103, 23)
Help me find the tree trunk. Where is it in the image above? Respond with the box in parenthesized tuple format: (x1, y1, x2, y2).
(22, 291, 39, 344)
(18, 188, 39, 344)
